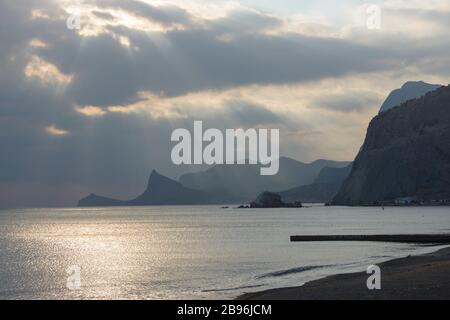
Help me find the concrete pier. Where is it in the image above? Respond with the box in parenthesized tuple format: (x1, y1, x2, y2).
(290, 234, 450, 244)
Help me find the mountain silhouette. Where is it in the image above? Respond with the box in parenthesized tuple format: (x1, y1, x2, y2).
(129, 170, 210, 205)
(78, 170, 210, 207)
(77, 194, 126, 207)
(333, 84, 450, 205)
(279, 164, 352, 203)
(179, 157, 350, 203)
(379, 81, 441, 114)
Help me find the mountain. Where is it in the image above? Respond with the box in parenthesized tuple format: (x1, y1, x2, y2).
(179, 157, 351, 203)
(333, 84, 450, 206)
(378, 81, 441, 114)
(78, 170, 210, 207)
(78, 194, 126, 207)
(279, 164, 352, 203)
(129, 170, 210, 205)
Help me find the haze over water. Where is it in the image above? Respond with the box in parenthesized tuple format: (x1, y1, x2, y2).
(0, 205, 449, 300)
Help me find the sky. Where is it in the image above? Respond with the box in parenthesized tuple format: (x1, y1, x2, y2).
(1, 0, 450, 208)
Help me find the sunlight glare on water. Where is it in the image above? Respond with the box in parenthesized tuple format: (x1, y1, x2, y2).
(0, 205, 449, 299)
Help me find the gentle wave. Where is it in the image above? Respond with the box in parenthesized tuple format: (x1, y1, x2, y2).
(202, 284, 265, 293)
(257, 260, 365, 279)
(256, 265, 330, 279)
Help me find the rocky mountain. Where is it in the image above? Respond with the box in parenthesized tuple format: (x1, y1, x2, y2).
(379, 81, 441, 114)
(333, 85, 450, 206)
(179, 157, 351, 202)
(129, 170, 210, 205)
(78, 170, 210, 207)
(279, 164, 352, 203)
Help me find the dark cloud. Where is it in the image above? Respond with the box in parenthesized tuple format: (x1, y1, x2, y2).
(92, 0, 192, 27)
(64, 34, 142, 106)
(219, 100, 289, 126)
(170, 99, 293, 130)
(91, 10, 115, 21)
(19, 2, 401, 105)
(154, 29, 391, 96)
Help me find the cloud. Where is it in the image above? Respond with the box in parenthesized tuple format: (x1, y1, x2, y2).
(14, 0, 450, 105)
(24, 55, 73, 86)
(313, 91, 382, 113)
(46, 124, 69, 136)
(75, 105, 107, 116)
(17, 1, 407, 106)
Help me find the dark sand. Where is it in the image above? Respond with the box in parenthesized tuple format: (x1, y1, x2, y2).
(238, 246, 450, 300)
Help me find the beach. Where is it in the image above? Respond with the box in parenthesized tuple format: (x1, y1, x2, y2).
(239, 246, 450, 300)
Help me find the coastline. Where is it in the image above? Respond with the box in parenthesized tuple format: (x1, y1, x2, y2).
(237, 246, 450, 300)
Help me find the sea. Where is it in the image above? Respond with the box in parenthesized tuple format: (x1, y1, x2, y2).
(0, 205, 449, 299)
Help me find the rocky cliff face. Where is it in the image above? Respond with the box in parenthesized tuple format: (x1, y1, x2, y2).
(333, 85, 450, 205)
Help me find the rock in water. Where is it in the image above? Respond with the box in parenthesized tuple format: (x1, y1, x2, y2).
(249, 192, 302, 208)
(251, 192, 284, 208)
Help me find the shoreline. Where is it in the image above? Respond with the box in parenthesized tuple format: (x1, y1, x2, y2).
(237, 246, 450, 300)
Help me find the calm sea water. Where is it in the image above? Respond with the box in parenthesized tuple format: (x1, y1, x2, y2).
(0, 205, 449, 300)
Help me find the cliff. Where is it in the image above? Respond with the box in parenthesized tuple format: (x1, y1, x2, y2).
(333, 85, 450, 205)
